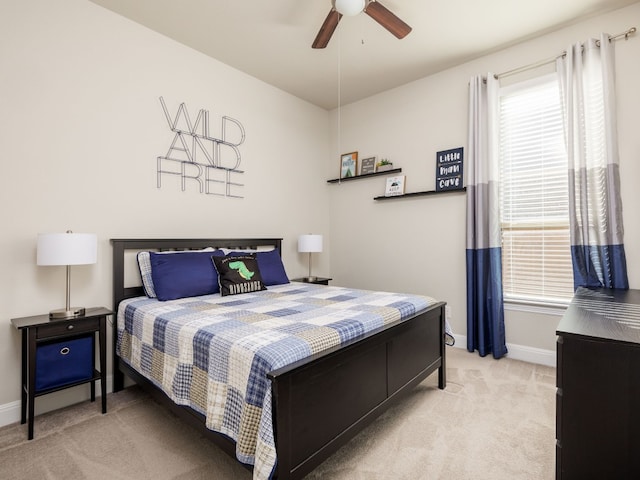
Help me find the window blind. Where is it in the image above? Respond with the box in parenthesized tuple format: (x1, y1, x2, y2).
(499, 75, 574, 304)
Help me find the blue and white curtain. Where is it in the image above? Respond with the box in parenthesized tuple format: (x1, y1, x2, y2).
(557, 34, 629, 290)
(466, 75, 507, 359)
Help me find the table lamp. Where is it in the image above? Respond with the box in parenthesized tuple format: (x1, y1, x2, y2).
(298, 234, 323, 282)
(37, 231, 97, 319)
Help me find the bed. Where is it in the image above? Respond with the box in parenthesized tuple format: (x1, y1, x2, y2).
(111, 238, 447, 479)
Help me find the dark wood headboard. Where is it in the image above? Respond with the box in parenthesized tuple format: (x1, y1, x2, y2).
(111, 238, 283, 309)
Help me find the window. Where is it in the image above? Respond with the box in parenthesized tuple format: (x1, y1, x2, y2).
(498, 74, 574, 305)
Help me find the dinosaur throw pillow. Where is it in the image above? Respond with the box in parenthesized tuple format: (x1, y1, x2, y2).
(212, 254, 267, 297)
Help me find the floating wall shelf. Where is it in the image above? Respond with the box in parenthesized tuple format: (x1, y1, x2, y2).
(374, 187, 466, 201)
(327, 168, 402, 184)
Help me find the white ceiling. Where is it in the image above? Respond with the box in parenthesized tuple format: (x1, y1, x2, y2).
(89, 0, 638, 110)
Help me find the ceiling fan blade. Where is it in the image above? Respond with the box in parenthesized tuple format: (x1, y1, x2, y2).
(365, 1, 412, 39)
(312, 9, 342, 49)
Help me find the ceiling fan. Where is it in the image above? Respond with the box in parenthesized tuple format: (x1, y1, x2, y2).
(312, 0, 412, 49)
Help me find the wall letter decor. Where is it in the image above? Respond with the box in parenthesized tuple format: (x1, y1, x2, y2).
(157, 97, 246, 198)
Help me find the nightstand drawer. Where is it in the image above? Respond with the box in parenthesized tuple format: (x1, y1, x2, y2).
(36, 318, 100, 339)
(35, 335, 94, 392)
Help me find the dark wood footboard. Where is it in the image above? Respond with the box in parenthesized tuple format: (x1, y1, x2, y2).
(268, 303, 445, 479)
(110, 238, 446, 480)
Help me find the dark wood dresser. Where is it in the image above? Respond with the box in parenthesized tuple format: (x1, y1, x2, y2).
(556, 287, 640, 479)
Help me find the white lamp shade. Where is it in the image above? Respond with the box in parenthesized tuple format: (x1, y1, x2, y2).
(37, 233, 97, 266)
(298, 234, 323, 253)
(334, 0, 365, 16)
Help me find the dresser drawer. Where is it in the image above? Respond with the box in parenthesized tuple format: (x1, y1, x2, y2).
(36, 318, 100, 339)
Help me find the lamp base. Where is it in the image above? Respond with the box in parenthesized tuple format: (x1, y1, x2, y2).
(49, 307, 86, 319)
(303, 276, 318, 282)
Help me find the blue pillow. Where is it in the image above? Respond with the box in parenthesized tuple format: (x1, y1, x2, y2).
(226, 249, 289, 286)
(137, 248, 216, 298)
(150, 250, 224, 301)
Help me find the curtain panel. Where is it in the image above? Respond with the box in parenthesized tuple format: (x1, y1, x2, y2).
(556, 34, 629, 290)
(466, 75, 507, 359)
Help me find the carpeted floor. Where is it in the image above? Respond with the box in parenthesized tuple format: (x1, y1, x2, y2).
(0, 347, 556, 479)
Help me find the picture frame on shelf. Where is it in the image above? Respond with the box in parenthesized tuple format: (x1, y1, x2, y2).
(435, 147, 464, 191)
(385, 175, 406, 197)
(360, 156, 376, 175)
(340, 151, 358, 179)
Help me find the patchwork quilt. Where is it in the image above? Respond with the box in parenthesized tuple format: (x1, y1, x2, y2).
(117, 282, 438, 479)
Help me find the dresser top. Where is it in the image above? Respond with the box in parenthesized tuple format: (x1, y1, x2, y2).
(557, 288, 640, 345)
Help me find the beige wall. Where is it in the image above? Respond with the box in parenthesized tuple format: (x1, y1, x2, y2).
(0, 0, 331, 412)
(2, 0, 639, 421)
(328, 2, 640, 356)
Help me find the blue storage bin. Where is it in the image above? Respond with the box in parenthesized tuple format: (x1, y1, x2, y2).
(35, 335, 94, 392)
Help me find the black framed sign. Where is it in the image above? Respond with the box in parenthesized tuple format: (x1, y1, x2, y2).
(435, 147, 464, 191)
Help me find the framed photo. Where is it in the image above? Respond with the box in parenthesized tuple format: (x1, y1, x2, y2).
(385, 175, 406, 197)
(340, 151, 358, 179)
(360, 156, 376, 175)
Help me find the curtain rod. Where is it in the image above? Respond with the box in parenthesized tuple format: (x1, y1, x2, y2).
(495, 26, 636, 80)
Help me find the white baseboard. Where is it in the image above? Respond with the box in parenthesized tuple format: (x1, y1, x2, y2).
(0, 399, 22, 429)
(0, 375, 114, 429)
(450, 334, 556, 367)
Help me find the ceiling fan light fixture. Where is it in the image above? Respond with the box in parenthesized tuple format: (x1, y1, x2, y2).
(334, 0, 365, 16)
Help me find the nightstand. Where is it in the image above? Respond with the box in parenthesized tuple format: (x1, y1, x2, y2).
(11, 307, 112, 439)
(292, 277, 332, 286)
